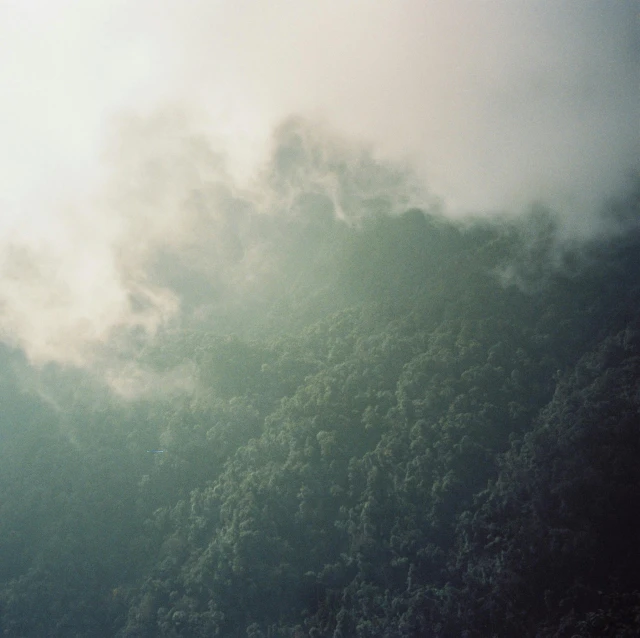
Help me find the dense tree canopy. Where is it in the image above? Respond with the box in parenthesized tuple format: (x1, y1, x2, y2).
(1, 205, 639, 636)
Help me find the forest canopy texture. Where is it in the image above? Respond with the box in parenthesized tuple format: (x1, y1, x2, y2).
(1, 196, 639, 637)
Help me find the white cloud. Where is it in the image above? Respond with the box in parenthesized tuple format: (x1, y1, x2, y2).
(0, 0, 637, 365)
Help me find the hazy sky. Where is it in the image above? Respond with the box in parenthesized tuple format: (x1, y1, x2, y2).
(1, 0, 638, 366)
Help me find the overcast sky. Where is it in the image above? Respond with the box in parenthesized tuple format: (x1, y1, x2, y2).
(1, 0, 638, 366)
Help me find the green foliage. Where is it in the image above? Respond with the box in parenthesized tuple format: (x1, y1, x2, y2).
(1, 210, 639, 636)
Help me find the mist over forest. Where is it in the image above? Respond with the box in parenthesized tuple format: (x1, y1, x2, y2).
(1, 149, 639, 636)
(1, 1, 640, 637)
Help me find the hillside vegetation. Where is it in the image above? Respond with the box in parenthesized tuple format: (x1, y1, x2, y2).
(1, 205, 639, 637)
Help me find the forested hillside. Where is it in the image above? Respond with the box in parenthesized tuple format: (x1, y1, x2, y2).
(1, 204, 639, 637)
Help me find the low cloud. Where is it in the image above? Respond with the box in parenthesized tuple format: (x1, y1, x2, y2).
(0, 1, 637, 369)
(1, 112, 421, 368)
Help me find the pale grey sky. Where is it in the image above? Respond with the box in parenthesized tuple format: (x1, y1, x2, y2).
(1, 0, 638, 365)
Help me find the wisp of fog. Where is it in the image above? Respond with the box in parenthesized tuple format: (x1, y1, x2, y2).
(0, 0, 638, 368)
